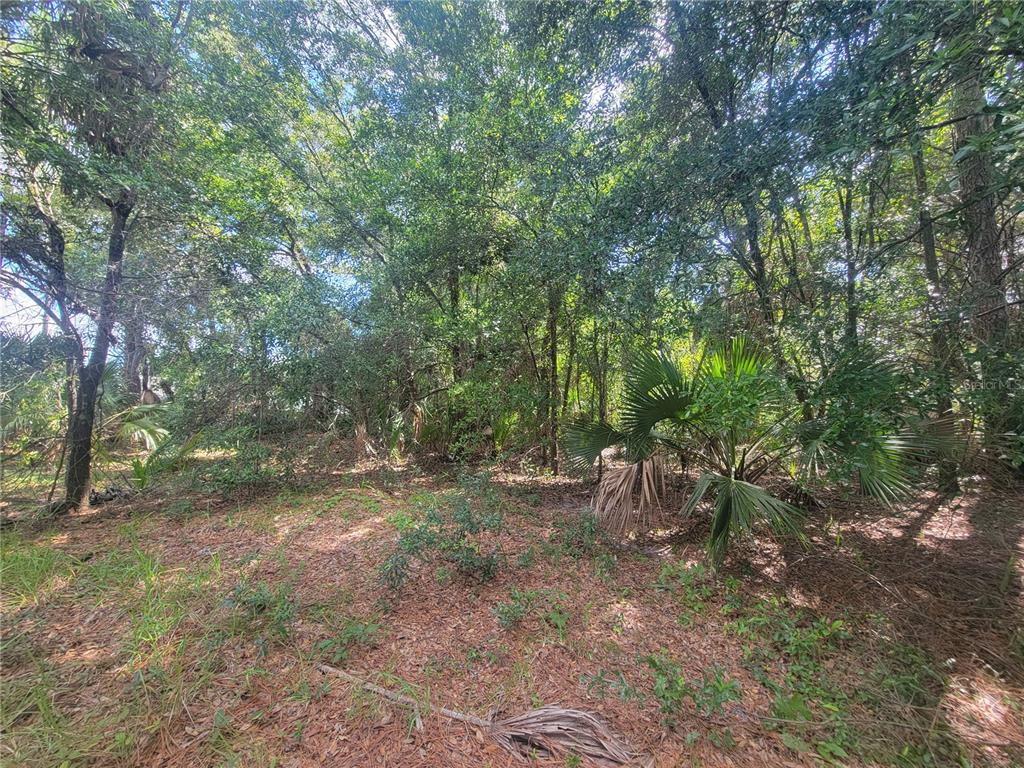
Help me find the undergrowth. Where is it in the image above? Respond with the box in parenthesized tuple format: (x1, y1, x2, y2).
(379, 473, 505, 594)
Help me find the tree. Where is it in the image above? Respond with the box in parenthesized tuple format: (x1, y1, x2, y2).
(2, 1, 191, 510)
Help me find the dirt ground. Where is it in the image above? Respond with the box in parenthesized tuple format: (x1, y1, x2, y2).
(2, 444, 1023, 767)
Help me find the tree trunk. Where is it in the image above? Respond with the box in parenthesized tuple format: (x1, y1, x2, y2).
(63, 196, 133, 509)
(561, 308, 577, 422)
(836, 173, 858, 345)
(597, 324, 608, 482)
(952, 20, 1008, 432)
(739, 191, 812, 418)
(740, 193, 772, 326)
(448, 264, 463, 379)
(912, 134, 959, 492)
(122, 299, 146, 401)
(546, 287, 560, 475)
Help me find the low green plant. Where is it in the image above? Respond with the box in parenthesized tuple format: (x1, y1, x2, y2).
(555, 508, 599, 558)
(128, 431, 204, 491)
(687, 666, 742, 716)
(644, 652, 690, 724)
(289, 676, 331, 703)
(645, 653, 741, 723)
(581, 669, 644, 702)
(457, 470, 502, 510)
(544, 605, 571, 642)
(594, 552, 617, 582)
(494, 588, 542, 628)
(516, 546, 536, 568)
(224, 579, 297, 640)
(165, 498, 197, 520)
(316, 619, 381, 663)
(0, 534, 73, 607)
(379, 552, 411, 591)
(386, 509, 418, 532)
(205, 443, 280, 493)
(379, 490, 504, 593)
(726, 597, 857, 758)
(655, 560, 715, 625)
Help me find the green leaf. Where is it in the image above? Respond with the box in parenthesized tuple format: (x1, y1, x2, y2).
(562, 421, 626, 475)
(780, 732, 812, 753)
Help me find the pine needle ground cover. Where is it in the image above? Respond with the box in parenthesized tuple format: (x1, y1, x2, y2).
(2, 440, 1022, 768)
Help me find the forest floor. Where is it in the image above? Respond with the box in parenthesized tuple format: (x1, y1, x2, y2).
(2, 434, 1023, 768)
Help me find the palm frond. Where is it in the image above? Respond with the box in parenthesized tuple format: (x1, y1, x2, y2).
(682, 471, 717, 519)
(116, 404, 170, 451)
(562, 420, 626, 476)
(702, 336, 770, 383)
(686, 472, 802, 566)
(856, 433, 920, 504)
(620, 351, 694, 460)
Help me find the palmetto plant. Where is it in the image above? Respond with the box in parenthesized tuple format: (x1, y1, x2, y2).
(566, 338, 799, 561)
(565, 338, 932, 565)
(563, 351, 696, 536)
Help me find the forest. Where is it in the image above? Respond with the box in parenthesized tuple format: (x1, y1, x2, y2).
(1, 0, 1023, 766)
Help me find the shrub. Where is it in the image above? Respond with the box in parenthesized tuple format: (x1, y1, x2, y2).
(493, 588, 542, 628)
(379, 489, 504, 593)
(204, 442, 281, 493)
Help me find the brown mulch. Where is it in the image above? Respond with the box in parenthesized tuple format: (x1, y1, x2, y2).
(2, 457, 1023, 767)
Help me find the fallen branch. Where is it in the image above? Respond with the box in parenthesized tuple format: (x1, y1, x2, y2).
(318, 663, 634, 765)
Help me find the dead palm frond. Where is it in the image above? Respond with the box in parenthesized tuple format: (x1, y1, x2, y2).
(593, 456, 663, 536)
(318, 664, 634, 766)
(353, 422, 377, 457)
(490, 705, 634, 765)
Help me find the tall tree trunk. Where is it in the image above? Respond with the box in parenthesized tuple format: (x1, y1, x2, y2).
(739, 191, 812, 418)
(546, 287, 560, 475)
(448, 264, 463, 379)
(63, 196, 134, 509)
(952, 18, 1008, 432)
(836, 172, 858, 345)
(740, 193, 772, 326)
(122, 299, 146, 401)
(561, 308, 577, 422)
(594, 321, 609, 482)
(912, 133, 959, 492)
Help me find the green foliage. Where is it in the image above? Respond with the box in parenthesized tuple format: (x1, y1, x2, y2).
(493, 588, 543, 629)
(316, 619, 381, 664)
(566, 339, 803, 563)
(128, 431, 204, 491)
(0, 336, 69, 469)
(654, 560, 714, 625)
(726, 597, 856, 756)
(644, 653, 742, 724)
(224, 579, 297, 641)
(686, 667, 743, 716)
(643, 652, 691, 723)
(492, 588, 573, 642)
(594, 552, 618, 582)
(0, 534, 73, 607)
(554, 508, 600, 558)
(566, 336, 950, 564)
(543, 605, 572, 642)
(203, 442, 282, 493)
(580, 669, 644, 702)
(379, 485, 504, 594)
